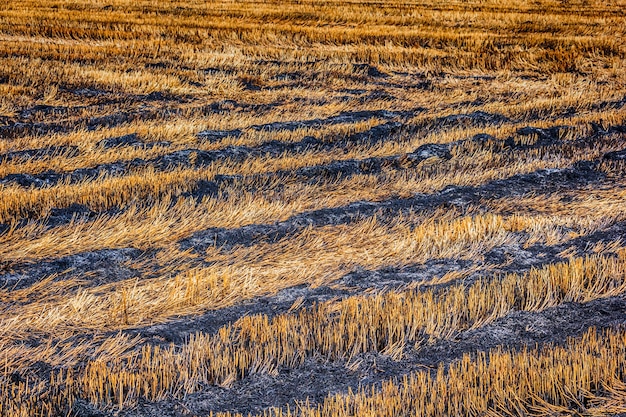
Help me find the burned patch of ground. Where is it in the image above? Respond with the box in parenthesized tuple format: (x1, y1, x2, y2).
(181, 161, 606, 253)
(120, 218, 626, 350)
(0, 145, 80, 163)
(3, 2, 626, 415)
(0, 247, 147, 291)
(115, 295, 626, 416)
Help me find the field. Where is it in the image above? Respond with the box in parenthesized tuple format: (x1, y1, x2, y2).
(1, 0, 626, 415)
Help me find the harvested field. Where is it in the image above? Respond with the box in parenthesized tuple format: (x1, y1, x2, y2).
(1, 0, 626, 416)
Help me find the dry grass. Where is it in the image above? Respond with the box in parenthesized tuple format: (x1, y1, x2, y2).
(215, 327, 626, 417)
(1, 0, 626, 415)
(2, 255, 625, 414)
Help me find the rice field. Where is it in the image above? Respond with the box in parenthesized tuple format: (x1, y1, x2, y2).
(1, 0, 626, 416)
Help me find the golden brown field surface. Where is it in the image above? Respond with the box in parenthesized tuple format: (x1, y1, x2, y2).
(1, 0, 626, 415)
